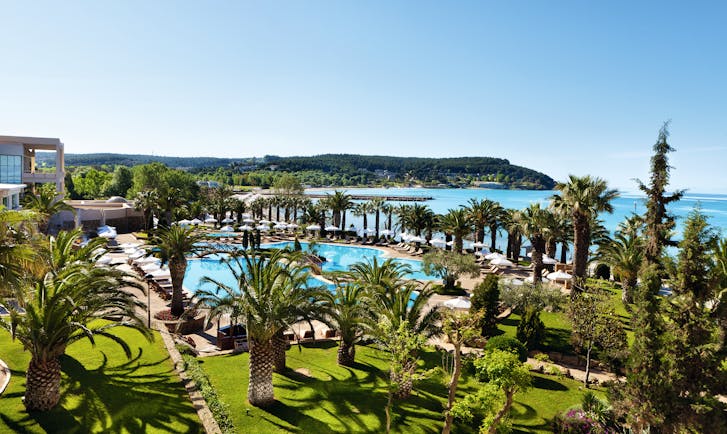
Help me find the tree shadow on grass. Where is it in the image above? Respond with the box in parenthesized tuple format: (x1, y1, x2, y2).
(1, 349, 203, 434)
(543, 328, 574, 354)
(531, 375, 569, 391)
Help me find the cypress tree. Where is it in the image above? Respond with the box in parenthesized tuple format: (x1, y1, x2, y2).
(636, 122, 684, 266)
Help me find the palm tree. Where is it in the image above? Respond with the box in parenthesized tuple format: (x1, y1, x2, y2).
(152, 225, 206, 317)
(22, 188, 74, 235)
(232, 198, 248, 224)
(0, 208, 37, 294)
(598, 231, 643, 305)
(205, 185, 234, 227)
(439, 209, 471, 253)
(323, 283, 369, 366)
(501, 209, 523, 263)
(353, 202, 371, 235)
(1, 229, 149, 411)
(517, 204, 550, 283)
(409, 204, 435, 237)
(345, 257, 413, 292)
(325, 190, 353, 230)
(134, 190, 160, 231)
(485, 201, 505, 252)
(381, 203, 395, 232)
(551, 175, 619, 283)
(196, 249, 327, 406)
(367, 197, 386, 240)
(466, 198, 501, 246)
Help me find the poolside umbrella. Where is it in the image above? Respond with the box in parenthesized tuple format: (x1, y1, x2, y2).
(542, 255, 558, 265)
(524, 275, 550, 284)
(135, 256, 159, 265)
(286, 223, 299, 229)
(256, 224, 270, 231)
(364, 228, 377, 235)
(472, 241, 486, 249)
(484, 252, 504, 260)
(243, 218, 255, 224)
(399, 232, 409, 240)
(141, 263, 160, 273)
(240, 225, 253, 231)
(129, 250, 145, 260)
(429, 238, 446, 247)
(325, 225, 340, 232)
(204, 217, 218, 224)
(220, 225, 235, 232)
(177, 219, 192, 226)
(408, 236, 425, 243)
(306, 224, 321, 231)
(118, 242, 141, 249)
(259, 219, 271, 225)
(490, 257, 514, 267)
(95, 255, 113, 265)
(190, 218, 203, 225)
(274, 223, 288, 230)
(446, 240, 454, 246)
(123, 247, 139, 255)
(547, 271, 573, 280)
(379, 229, 394, 236)
(222, 217, 235, 224)
(147, 268, 171, 279)
(443, 297, 471, 310)
(241, 213, 251, 219)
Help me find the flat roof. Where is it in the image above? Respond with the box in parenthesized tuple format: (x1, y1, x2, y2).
(0, 135, 63, 150)
(0, 183, 26, 193)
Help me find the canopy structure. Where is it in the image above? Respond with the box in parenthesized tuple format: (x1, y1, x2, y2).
(274, 223, 288, 230)
(190, 218, 203, 225)
(429, 238, 446, 247)
(243, 218, 255, 224)
(287, 223, 299, 229)
(240, 225, 253, 231)
(256, 225, 270, 231)
(524, 275, 550, 284)
(97, 225, 117, 239)
(547, 271, 573, 280)
(259, 219, 271, 225)
(484, 252, 505, 260)
(204, 217, 218, 224)
(325, 225, 340, 232)
(219, 225, 235, 232)
(542, 256, 558, 265)
(306, 224, 321, 231)
(443, 297, 471, 310)
(177, 219, 192, 226)
(379, 229, 394, 236)
(408, 236, 425, 243)
(221, 217, 235, 224)
(490, 257, 514, 267)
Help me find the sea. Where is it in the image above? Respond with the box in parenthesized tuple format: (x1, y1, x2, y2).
(307, 187, 727, 249)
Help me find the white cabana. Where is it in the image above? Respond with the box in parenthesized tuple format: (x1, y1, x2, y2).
(95, 255, 113, 265)
(443, 297, 472, 310)
(118, 242, 141, 249)
(490, 257, 514, 267)
(524, 275, 550, 284)
(147, 268, 171, 279)
(141, 263, 161, 273)
(259, 219, 271, 225)
(542, 256, 558, 265)
(134, 256, 160, 265)
(547, 271, 573, 280)
(128, 250, 145, 260)
(274, 223, 288, 230)
(472, 241, 486, 249)
(364, 228, 377, 235)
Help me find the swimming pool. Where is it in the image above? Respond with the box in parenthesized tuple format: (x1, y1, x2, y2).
(182, 241, 435, 295)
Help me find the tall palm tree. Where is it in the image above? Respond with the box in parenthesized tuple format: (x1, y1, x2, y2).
(22, 188, 74, 235)
(204, 185, 234, 228)
(152, 225, 206, 317)
(353, 202, 371, 234)
(197, 249, 327, 406)
(232, 198, 248, 224)
(367, 197, 386, 240)
(323, 283, 370, 366)
(0, 208, 37, 294)
(502, 209, 523, 263)
(325, 190, 353, 230)
(466, 198, 501, 246)
(598, 231, 643, 305)
(485, 201, 505, 252)
(551, 175, 619, 283)
(1, 229, 149, 411)
(345, 257, 413, 292)
(517, 204, 550, 283)
(134, 190, 159, 231)
(381, 203, 395, 232)
(409, 204, 435, 237)
(439, 208, 472, 253)
(395, 204, 412, 234)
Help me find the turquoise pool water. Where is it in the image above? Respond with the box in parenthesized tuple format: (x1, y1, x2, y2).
(183, 241, 434, 295)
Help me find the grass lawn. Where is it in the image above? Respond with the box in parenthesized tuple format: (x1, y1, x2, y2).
(201, 342, 599, 433)
(0, 327, 203, 433)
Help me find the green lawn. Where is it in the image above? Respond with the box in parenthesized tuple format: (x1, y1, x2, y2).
(201, 342, 598, 433)
(0, 327, 203, 433)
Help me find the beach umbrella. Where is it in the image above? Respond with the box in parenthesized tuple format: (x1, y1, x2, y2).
(141, 263, 160, 273)
(259, 219, 271, 225)
(472, 241, 486, 248)
(429, 238, 446, 247)
(379, 229, 394, 236)
(287, 223, 299, 229)
(204, 217, 218, 224)
(490, 257, 514, 267)
(128, 250, 145, 260)
(134, 256, 159, 265)
(256, 224, 269, 231)
(524, 275, 550, 284)
(220, 225, 235, 232)
(325, 225, 340, 232)
(240, 225, 253, 231)
(123, 247, 139, 255)
(484, 252, 505, 260)
(446, 240, 454, 246)
(408, 236, 425, 243)
(147, 268, 171, 279)
(547, 271, 573, 280)
(221, 217, 235, 224)
(364, 228, 377, 235)
(542, 255, 558, 265)
(306, 224, 321, 231)
(177, 219, 192, 226)
(274, 223, 288, 230)
(243, 218, 255, 224)
(399, 232, 409, 241)
(190, 218, 203, 225)
(443, 297, 471, 310)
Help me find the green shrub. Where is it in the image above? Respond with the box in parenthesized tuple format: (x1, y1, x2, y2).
(484, 335, 527, 362)
(500, 282, 565, 313)
(516, 307, 545, 350)
(471, 274, 500, 336)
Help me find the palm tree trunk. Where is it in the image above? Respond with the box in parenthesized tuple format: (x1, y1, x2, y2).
(24, 357, 62, 411)
(375, 210, 380, 240)
(272, 330, 287, 372)
(169, 257, 187, 317)
(489, 224, 497, 251)
(442, 344, 463, 434)
(560, 242, 568, 264)
(248, 338, 275, 407)
(392, 360, 414, 399)
(531, 244, 544, 283)
(546, 239, 557, 258)
(387, 213, 392, 231)
(573, 213, 590, 283)
(337, 341, 356, 366)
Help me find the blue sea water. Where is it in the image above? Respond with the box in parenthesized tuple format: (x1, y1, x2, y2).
(310, 187, 727, 242)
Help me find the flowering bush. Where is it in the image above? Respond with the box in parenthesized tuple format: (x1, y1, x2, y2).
(552, 409, 616, 433)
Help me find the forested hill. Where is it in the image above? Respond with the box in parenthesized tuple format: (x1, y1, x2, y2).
(265, 154, 555, 189)
(37, 152, 555, 189)
(36, 152, 252, 169)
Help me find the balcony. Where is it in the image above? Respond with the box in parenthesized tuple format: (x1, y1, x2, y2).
(22, 172, 58, 183)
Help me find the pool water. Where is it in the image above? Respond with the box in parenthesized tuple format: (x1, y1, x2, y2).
(182, 241, 435, 295)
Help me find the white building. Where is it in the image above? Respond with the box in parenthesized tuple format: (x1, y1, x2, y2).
(0, 135, 65, 209)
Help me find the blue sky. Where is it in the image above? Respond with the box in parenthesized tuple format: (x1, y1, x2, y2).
(1, 1, 725, 192)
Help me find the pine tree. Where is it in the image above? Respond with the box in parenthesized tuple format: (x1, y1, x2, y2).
(636, 122, 684, 266)
(470, 275, 500, 337)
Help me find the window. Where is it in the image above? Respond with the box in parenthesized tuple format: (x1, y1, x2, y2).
(0, 155, 22, 183)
